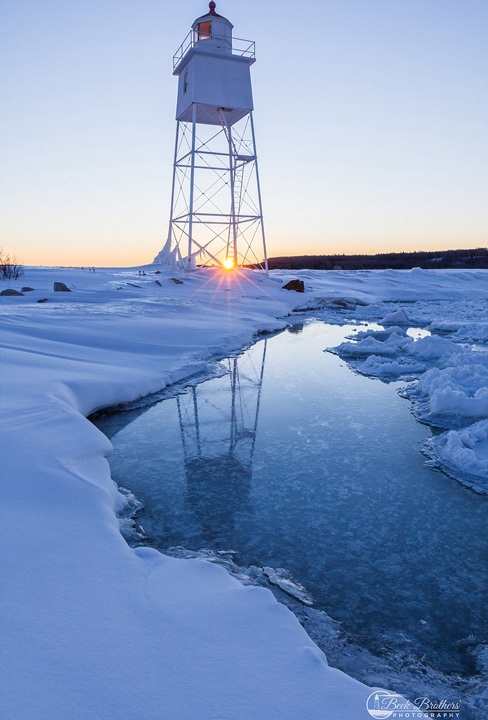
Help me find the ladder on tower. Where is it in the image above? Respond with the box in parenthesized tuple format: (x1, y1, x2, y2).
(217, 109, 245, 266)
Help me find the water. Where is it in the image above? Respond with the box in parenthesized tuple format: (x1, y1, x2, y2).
(93, 320, 488, 715)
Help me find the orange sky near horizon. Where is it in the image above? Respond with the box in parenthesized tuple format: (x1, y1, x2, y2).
(10, 234, 488, 269)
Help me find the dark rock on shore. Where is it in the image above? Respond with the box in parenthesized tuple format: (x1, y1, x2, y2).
(53, 282, 71, 292)
(282, 279, 305, 293)
(1, 288, 24, 296)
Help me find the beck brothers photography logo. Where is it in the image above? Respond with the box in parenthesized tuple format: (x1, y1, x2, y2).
(366, 690, 461, 718)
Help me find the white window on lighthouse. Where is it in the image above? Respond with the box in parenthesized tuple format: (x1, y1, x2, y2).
(198, 21, 212, 40)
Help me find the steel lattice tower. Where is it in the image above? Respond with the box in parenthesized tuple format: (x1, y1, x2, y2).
(154, 2, 268, 271)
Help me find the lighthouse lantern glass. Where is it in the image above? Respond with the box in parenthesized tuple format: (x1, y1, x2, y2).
(198, 21, 212, 40)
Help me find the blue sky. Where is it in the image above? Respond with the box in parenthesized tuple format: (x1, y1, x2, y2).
(1, 0, 487, 265)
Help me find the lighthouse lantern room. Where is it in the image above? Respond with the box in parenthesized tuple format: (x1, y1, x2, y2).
(154, 2, 267, 271)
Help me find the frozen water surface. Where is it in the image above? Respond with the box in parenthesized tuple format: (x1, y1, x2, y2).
(94, 320, 487, 712)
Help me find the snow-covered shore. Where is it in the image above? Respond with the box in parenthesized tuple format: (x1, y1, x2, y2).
(1, 265, 486, 719)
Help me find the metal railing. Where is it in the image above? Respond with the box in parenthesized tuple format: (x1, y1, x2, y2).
(173, 31, 256, 70)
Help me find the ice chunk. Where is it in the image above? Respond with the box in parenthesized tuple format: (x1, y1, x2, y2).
(381, 307, 412, 325)
(331, 333, 411, 358)
(406, 335, 462, 361)
(455, 323, 488, 343)
(404, 354, 488, 427)
(425, 420, 488, 493)
(358, 355, 426, 378)
(263, 567, 314, 606)
(349, 325, 407, 340)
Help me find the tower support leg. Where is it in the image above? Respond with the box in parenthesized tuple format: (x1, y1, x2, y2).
(167, 122, 180, 246)
(227, 125, 238, 267)
(187, 104, 197, 267)
(250, 112, 268, 272)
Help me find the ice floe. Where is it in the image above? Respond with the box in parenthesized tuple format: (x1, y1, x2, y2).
(425, 420, 488, 494)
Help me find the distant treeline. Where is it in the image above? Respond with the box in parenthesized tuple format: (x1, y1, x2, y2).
(266, 248, 488, 271)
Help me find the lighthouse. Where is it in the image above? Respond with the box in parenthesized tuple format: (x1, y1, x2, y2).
(154, 2, 268, 271)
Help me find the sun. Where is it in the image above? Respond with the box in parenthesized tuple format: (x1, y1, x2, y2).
(222, 258, 234, 270)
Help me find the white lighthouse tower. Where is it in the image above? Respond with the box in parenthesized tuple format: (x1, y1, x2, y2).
(154, 2, 268, 271)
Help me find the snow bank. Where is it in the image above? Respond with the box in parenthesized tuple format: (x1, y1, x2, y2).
(289, 268, 488, 305)
(0, 264, 383, 720)
(2, 265, 486, 718)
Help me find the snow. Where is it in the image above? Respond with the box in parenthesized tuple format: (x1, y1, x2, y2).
(425, 420, 488, 494)
(380, 306, 412, 325)
(429, 320, 488, 343)
(330, 327, 464, 378)
(358, 354, 427, 378)
(1, 265, 487, 719)
(404, 354, 488, 427)
(332, 332, 411, 358)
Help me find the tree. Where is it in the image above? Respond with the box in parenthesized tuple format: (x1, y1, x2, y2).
(0, 248, 24, 281)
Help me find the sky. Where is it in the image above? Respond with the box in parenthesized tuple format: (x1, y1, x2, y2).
(1, 0, 487, 266)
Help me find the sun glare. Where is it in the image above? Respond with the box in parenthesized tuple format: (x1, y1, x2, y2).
(222, 259, 234, 270)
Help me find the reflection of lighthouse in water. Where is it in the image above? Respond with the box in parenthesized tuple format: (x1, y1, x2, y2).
(176, 340, 267, 544)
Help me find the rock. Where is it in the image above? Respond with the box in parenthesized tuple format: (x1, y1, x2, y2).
(155, 279, 162, 286)
(282, 279, 304, 293)
(53, 282, 71, 292)
(170, 277, 184, 284)
(0, 288, 24, 296)
(37, 298, 49, 303)
(21, 287, 34, 292)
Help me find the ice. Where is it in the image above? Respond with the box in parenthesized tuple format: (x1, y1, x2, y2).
(332, 328, 462, 366)
(349, 324, 407, 339)
(381, 307, 412, 324)
(430, 320, 488, 343)
(263, 567, 314, 606)
(405, 334, 462, 360)
(404, 354, 488, 427)
(330, 319, 488, 429)
(425, 420, 488, 494)
(331, 332, 411, 358)
(358, 354, 427, 378)
(115, 486, 147, 542)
